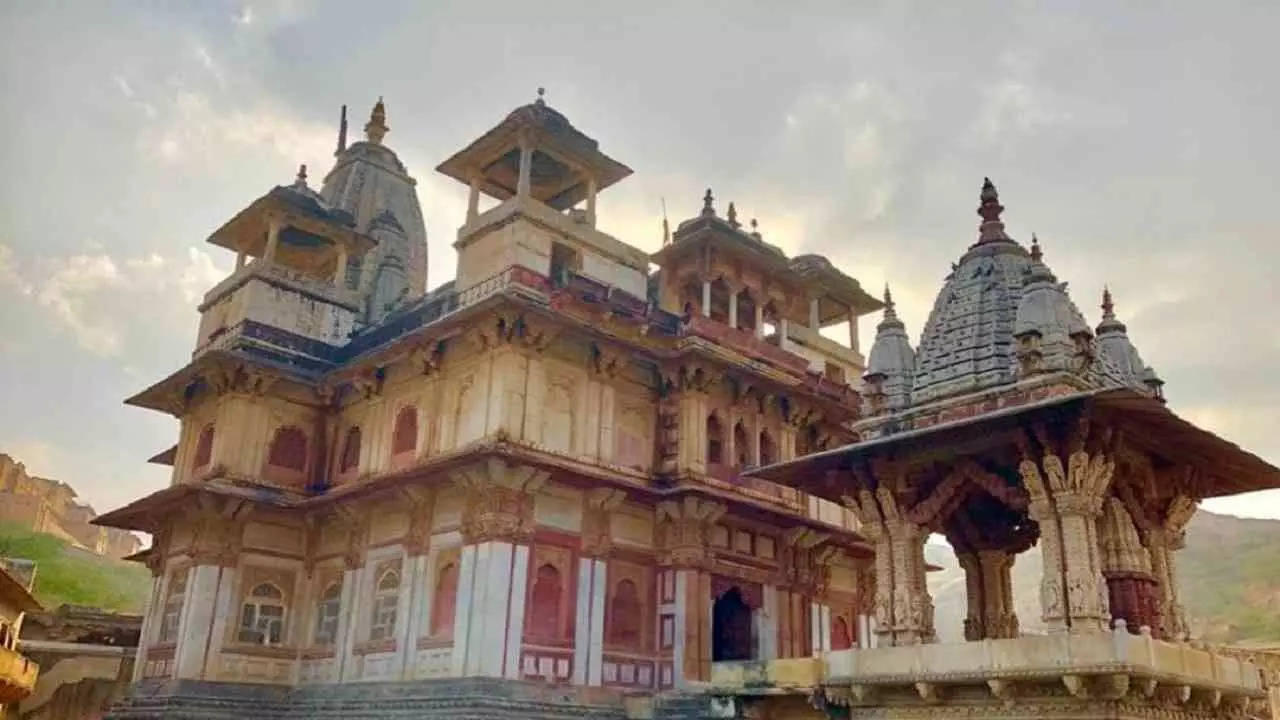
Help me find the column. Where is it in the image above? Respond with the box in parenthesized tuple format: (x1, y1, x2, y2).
(173, 564, 223, 679)
(756, 584, 778, 660)
(570, 556, 607, 685)
(701, 280, 712, 317)
(467, 173, 481, 223)
(333, 245, 349, 286)
(1018, 435, 1115, 634)
(728, 290, 739, 329)
(516, 140, 533, 198)
(809, 297, 820, 328)
(236, 250, 247, 269)
(754, 302, 765, 339)
(957, 552, 985, 641)
(656, 497, 724, 684)
(264, 216, 281, 262)
(846, 486, 934, 646)
(585, 174, 598, 227)
(337, 561, 367, 681)
(1145, 494, 1196, 640)
(847, 311, 859, 353)
(132, 573, 163, 682)
(449, 460, 546, 678)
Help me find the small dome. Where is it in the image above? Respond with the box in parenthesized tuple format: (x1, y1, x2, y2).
(864, 286, 916, 414)
(1012, 239, 1092, 375)
(1095, 288, 1148, 385)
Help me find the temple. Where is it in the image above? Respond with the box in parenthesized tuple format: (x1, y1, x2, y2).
(92, 96, 1278, 719)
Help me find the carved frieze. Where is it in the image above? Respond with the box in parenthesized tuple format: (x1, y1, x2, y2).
(452, 458, 548, 544)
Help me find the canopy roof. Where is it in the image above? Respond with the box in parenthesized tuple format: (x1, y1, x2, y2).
(753, 388, 1280, 500)
(436, 98, 632, 211)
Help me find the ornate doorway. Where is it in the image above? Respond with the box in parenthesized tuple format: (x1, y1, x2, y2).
(712, 587, 754, 661)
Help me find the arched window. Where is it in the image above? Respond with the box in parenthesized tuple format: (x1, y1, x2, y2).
(528, 563, 563, 639)
(733, 422, 750, 467)
(267, 427, 308, 472)
(192, 424, 214, 469)
(238, 582, 286, 645)
(759, 430, 776, 466)
(831, 616, 853, 651)
(339, 426, 361, 474)
(158, 569, 187, 643)
(606, 579, 642, 647)
(313, 583, 341, 646)
(369, 568, 400, 641)
(391, 406, 418, 456)
(430, 562, 459, 637)
(706, 415, 724, 465)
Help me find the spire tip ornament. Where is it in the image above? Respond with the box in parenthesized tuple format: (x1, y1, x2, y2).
(727, 201, 739, 228)
(702, 188, 715, 216)
(364, 97, 389, 144)
(977, 177, 1010, 243)
(536, 87, 546, 105)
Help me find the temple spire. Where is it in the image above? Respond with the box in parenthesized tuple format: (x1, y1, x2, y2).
(702, 188, 715, 217)
(335, 104, 348, 156)
(727, 201, 739, 228)
(977, 177, 1012, 243)
(1101, 285, 1116, 321)
(883, 284, 898, 320)
(364, 97, 388, 144)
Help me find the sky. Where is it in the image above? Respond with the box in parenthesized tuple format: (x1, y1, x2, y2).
(2, 1, 1278, 520)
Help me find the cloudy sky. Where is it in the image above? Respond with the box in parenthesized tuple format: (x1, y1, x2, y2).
(2, 1, 1278, 520)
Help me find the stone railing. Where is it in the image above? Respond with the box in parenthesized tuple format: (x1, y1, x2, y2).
(686, 315, 812, 375)
(711, 626, 1268, 707)
(783, 321, 865, 373)
(0, 644, 39, 704)
(199, 259, 357, 312)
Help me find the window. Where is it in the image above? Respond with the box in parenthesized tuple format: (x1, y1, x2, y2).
(369, 568, 400, 641)
(339, 426, 361, 474)
(527, 563, 563, 639)
(706, 414, 724, 465)
(430, 562, 459, 637)
(193, 424, 214, 469)
(606, 579, 642, 647)
(733, 422, 750, 467)
(238, 583, 286, 645)
(313, 583, 341, 646)
(158, 570, 188, 643)
(759, 430, 776, 466)
(267, 427, 308, 472)
(391, 407, 417, 456)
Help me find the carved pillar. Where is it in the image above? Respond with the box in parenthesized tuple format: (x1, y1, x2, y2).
(1019, 431, 1115, 634)
(516, 139, 533, 198)
(450, 459, 547, 678)
(466, 173, 481, 223)
(1145, 494, 1197, 640)
(574, 488, 625, 686)
(957, 552, 985, 641)
(174, 504, 245, 680)
(847, 485, 934, 645)
(1099, 497, 1160, 634)
(656, 497, 725, 684)
(978, 550, 1019, 639)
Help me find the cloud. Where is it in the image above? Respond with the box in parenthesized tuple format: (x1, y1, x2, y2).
(142, 90, 334, 168)
(2, 245, 227, 358)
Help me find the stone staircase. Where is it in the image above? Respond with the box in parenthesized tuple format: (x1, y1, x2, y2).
(106, 678, 633, 720)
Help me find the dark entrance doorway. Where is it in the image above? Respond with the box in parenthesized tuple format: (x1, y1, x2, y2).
(712, 587, 754, 661)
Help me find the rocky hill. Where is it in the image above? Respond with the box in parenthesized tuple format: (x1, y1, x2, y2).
(928, 510, 1280, 644)
(0, 522, 151, 612)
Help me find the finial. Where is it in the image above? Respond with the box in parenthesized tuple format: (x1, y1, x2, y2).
(1101, 286, 1115, 320)
(1029, 233, 1043, 262)
(364, 97, 388, 144)
(977, 176, 1010, 243)
(295, 164, 308, 186)
(750, 218, 760, 239)
(661, 197, 671, 246)
(702, 188, 715, 216)
(335, 104, 348, 156)
(883, 284, 897, 316)
(727, 202, 740, 228)
(536, 87, 546, 105)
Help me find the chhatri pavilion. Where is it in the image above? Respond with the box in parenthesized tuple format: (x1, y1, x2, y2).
(94, 96, 1278, 719)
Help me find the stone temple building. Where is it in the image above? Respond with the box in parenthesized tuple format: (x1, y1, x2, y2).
(93, 96, 1278, 719)
(94, 96, 881, 717)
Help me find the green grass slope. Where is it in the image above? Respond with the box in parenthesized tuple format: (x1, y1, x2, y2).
(0, 522, 150, 613)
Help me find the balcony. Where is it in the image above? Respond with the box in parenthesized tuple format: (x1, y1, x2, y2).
(782, 320, 865, 376)
(685, 315, 811, 375)
(0, 645, 38, 704)
(200, 258, 359, 313)
(710, 626, 1269, 710)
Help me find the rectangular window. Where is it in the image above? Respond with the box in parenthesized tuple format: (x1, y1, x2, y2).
(370, 596, 398, 641)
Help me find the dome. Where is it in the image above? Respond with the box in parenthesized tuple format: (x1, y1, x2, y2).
(911, 179, 1066, 403)
(321, 99, 428, 312)
(1095, 288, 1147, 384)
(865, 286, 916, 412)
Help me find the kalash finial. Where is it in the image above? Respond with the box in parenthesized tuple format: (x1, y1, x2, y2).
(977, 176, 1010, 243)
(364, 96, 388, 144)
(1029, 233, 1043, 262)
(294, 164, 308, 187)
(883, 284, 897, 317)
(750, 218, 761, 239)
(1101, 285, 1116, 320)
(727, 201, 740, 228)
(702, 188, 715, 216)
(536, 87, 546, 106)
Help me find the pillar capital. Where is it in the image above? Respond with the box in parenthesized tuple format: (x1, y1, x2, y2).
(452, 459, 548, 544)
(656, 496, 725, 568)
